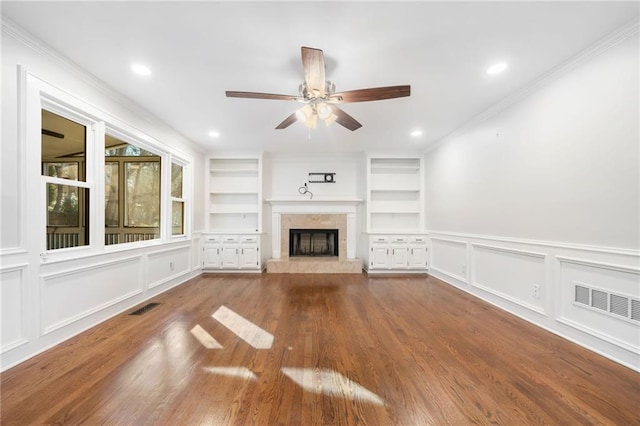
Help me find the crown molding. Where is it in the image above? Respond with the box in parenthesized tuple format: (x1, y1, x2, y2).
(1, 16, 205, 155)
(424, 17, 640, 155)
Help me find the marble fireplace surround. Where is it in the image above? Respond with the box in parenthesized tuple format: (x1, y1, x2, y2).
(281, 214, 346, 260)
(266, 198, 362, 273)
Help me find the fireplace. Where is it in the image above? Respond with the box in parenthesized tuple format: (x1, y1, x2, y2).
(289, 229, 338, 257)
(265, 199, 362, 273)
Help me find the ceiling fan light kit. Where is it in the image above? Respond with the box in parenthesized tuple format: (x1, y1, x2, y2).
(226, 46, 411, 132)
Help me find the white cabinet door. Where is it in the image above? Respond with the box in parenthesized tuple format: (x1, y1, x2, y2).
(391, 246, 408, 269)
(240, 246, 259, 269)
(203, 246, 221, 268)
(409, 245, 428, 269)
(371, 246, 390, 269)
(221, 246, 239, 268)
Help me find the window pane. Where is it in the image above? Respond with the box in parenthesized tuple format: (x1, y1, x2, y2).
(46, 184, 89, 250)
(105, 135, 161, 245)
(171, 163, 183, 198)
(43, 162, 79, 180)
(41, 110, 86, 181)
(172, 201, 184, 235)
(125, 162, 160, 228)
(105, 137, 157, 157)
(47, 183, 79, 226)
(105, 162, 119, 227)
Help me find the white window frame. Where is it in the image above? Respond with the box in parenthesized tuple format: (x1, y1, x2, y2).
(169, 158, 188, 238)
(103, 125, 166, 247)
(24, 70, 192, 263)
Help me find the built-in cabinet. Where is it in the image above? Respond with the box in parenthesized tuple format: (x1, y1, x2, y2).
(366, 155, 427, 273)
(202, 234, 262, 272)
(205, 155, 263, 272)
(367, 234, 428, 272)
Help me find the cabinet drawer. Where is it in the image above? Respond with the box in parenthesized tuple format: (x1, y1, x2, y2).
(221, 235, 239, 243)
(370, 235, 389, 244)
(391, 236, 408, 243)
(204, 236, 222, 244)
(241, 236, 258, 243)
(409, 236, 427, 244)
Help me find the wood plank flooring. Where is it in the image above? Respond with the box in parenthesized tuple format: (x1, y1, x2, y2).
(1, 273, 638, 425)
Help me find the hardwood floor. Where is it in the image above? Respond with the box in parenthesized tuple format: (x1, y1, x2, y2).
(1, 273, 638, 425)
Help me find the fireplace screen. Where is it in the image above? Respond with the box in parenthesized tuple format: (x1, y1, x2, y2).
(289, 229, 338, 257)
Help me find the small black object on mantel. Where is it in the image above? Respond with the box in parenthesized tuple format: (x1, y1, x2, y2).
(308, 172, 336, 183)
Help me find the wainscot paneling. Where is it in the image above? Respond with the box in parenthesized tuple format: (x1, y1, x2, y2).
(471, 244, 547, 315)
(1, 264, 29, 353)
(40, 257, 143, 335)
(429, 237, 468, 283)
(147, 245, 191, 289)
(191, 233, 203, 271)
(428, 231, 640, 371)
(557, 256, 640, 355)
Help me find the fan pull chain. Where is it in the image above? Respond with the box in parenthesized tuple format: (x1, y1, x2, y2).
(308, 128, 312, 140)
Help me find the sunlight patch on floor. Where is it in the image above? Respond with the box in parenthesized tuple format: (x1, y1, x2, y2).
(281, 367, 385, 405)
(190, 324, 223, 349)
(212, 305, 274, 349)
(203, 366, 258, 381)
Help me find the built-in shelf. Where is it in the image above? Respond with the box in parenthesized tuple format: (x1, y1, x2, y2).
(367, 156, 424, 233)
(207, 156, 262, 233)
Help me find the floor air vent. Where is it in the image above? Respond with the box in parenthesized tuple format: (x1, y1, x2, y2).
(129, 303, 160, 316)
(573, 283, 639, 324)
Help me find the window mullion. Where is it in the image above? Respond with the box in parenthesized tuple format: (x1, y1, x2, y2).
(92, 121, 106, 250)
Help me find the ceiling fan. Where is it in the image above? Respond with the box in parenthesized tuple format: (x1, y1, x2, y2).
(226, 47, 410, 131)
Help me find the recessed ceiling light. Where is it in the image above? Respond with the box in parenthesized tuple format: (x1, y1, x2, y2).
(131, 63, 151, 76)
(208, 130, 220, 138)
(486, 62, 508, 75)
(411, 130, 423, 137)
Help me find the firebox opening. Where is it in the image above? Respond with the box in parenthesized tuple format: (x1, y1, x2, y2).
(289, 229, 338, 257)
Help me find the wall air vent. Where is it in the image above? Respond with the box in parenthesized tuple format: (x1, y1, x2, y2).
(631, 300, 640, 322)
(591, 290, 608, 311)
(575, 285, 590, 305)
(573, 283, 639, 324)
(609, 294, 629, 318)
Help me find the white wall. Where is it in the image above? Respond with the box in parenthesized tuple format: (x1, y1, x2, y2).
(425, 33, 639, 249)
(425, 28, 640, 370)
(1, 20, 206, 370)
(264, 152, 365, 200)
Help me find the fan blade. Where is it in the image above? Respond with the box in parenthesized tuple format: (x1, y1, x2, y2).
(301, 47, 325, 96)
(330, 85, 410, 103)
(275, 113, 298, 129)
(226, 91, 301, 101)
(330, 106, 362, 131)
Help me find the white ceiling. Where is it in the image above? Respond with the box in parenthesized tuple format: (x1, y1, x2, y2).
(2, 1, 638, 154)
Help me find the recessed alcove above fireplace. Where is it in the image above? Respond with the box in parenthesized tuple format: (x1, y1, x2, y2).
(290, 229, 339, 257)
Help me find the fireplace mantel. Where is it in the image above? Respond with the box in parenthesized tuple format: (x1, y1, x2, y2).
(266, 198, 362, 212)
(267, 198, 362, 260)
